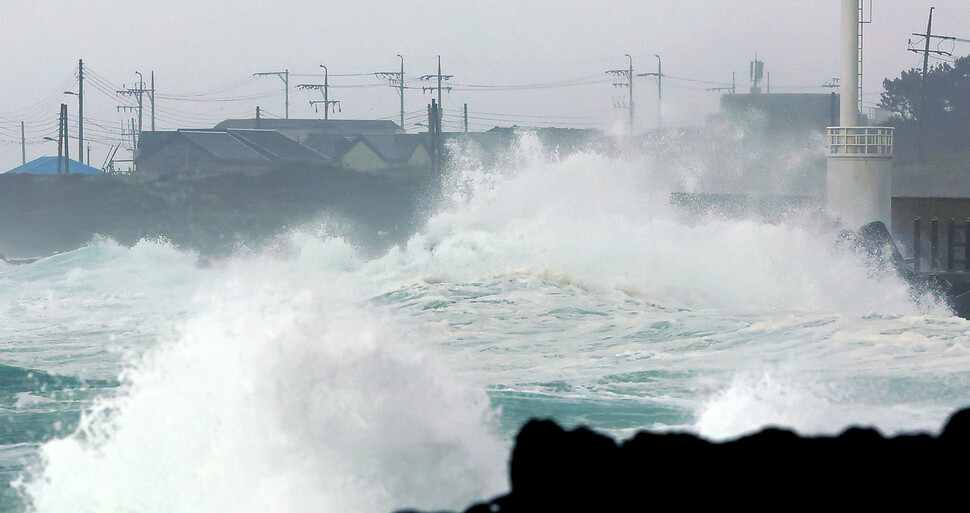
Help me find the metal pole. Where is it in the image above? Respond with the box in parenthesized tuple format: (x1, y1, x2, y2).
(463, 103, 468, 133)
(626, 53, 633, 133)
(654, 54, 664, 129)
(150, 71, 155, 131)
(20, 121, 25, 165)
(931, 217, 939, 270)
(437, 56, 443, 127)
(322, 65, 329, 121)
(398, 54, 405, 132)
(78, 59, 84, 161)
(57, 107, 63, 176)
(284, 69, 289, 119)
(840, 0, 860, 126)
(918, 7, 935, 162)
(64, 107, 70, 175)
(135, 72, 144, 142)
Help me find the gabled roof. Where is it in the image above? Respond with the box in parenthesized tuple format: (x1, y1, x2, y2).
(357, 134, 430, 164)
(227, 129, 330, 163)
(5, 156, 101, 175)
(301, 133, 355, 159)
(180, 131, 269, 162)
(212, 118, 404, 135)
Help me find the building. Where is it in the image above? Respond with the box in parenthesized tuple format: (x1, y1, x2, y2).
(719, 92, 840, 133)
(211, 119, 404, 144)
(337, 135, 431, 175)
(5, 157, 102, 175)
(135, 131, 279, 179)
(134, 119, 430, 179)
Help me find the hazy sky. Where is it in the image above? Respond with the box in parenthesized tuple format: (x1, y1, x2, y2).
(1, 0, 968, 170)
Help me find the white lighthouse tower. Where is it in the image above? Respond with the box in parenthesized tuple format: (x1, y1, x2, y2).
(826, 0, 894, 230)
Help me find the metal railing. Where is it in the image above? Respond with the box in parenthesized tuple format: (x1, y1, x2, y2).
(827, 126, 894, 157)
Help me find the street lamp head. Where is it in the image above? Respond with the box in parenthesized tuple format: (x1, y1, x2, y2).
(63, 91, 77, 95)
(42, 136, 55, 141)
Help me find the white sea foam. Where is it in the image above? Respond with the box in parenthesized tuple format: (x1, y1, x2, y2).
(22, 245, 506, 513)
(17, 132, 968, 512)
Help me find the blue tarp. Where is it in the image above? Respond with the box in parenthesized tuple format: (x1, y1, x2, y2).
(5, 157, 102, 175)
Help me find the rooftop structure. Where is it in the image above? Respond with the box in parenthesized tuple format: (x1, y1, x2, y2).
(5, 157, 102, 175)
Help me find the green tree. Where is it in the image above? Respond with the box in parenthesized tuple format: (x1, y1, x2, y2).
(880, 55, 970, 159)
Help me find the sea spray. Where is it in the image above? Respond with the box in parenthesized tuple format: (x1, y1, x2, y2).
(12, 132, 970, 513)
(22, 241, 506, 513)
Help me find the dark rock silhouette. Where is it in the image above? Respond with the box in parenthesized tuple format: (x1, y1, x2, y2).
(398, 408, 970, 513)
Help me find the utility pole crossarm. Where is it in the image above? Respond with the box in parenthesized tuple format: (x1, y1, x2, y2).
(605, 54, 634, 132)
(254, 70, 289, 119)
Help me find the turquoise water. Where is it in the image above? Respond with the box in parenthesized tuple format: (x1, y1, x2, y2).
(3, 138, 970, 512)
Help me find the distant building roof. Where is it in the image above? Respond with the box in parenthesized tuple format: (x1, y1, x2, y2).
(212, 118, 404, 135)
(227, 129, 330, 163)
(5, 156, 101, 175)
(358, 134, 429, 163)
(301, 134, 355, 159)
(180, 131, 269, 162)
(719, 92, 839, 132)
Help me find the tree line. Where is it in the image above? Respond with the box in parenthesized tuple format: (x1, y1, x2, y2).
(880, 55, 970, 162)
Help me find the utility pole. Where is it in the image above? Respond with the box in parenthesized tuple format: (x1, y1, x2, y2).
(254, 69, 289, 119)
(905, 8, 970, 160)
(57, 104, 70, 175)
(606, 54, 634, 132)
(78, 59, 83, 161)
(150, 71, 155, 131)
(256, 106, 261, 127)
(20, 121, 25, 165)
(136, 72, 143, 135)
(910, 7, 942, 161)
(117, 73, 149, 149)
(428, 99, 442, 174)
(63, 105, 70, 175)
(299, 66, 341, 119)
(376, 55, 406, 132)
(421, 56, 453, 129)
(637, 54, 663, 130)
(463, 103, 468, 133)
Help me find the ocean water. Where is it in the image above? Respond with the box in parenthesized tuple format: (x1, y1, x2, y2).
(3, 134, 970, 512)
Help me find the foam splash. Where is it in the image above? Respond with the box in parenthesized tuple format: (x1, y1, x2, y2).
(393, 132, 938, 315)
(17, 131, 957, 511)
(691, 371, 961, 441)
(21, 244, 506, 513)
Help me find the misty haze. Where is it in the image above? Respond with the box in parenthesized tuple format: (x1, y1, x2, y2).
(2, 1, 970, 512)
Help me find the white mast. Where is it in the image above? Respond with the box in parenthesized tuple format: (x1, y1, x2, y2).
(825, 0, 894, 230)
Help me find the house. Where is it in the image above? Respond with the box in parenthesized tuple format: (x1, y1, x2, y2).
(335, 134, 431, 175)
(300, 133, 431, 175)
(211, 119, 404, 144)
(718, 92, 840, 133)
(5, 157, 102, 175)
(225, 129, 330, 164)
(135, 131, 273, 179)
(134, 119, 431, 179)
